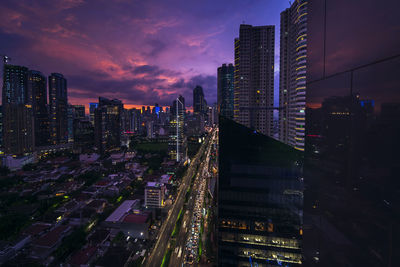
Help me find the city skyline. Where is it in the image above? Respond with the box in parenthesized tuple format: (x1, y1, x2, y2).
(0, 0, 288, 108)
(0, 1, 398, 266)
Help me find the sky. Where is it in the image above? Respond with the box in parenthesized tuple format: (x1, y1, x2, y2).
(0, 0, 289, 110)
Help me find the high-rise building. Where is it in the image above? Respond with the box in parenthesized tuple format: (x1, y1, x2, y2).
(146, 121, 154, 138)
(168, 95, 186, 162)
(67, 105, 85, 143)
(217, 63, 234, 119)
(73, 118, 94, 153)
(218, 117, 303, 266)
(49, 73, 68, 144)
(67, 104, 74, 142)
(94, 97, 122, 153)
(234, 24, 275, 137)
(89, 102, 98, 126)
(279, 1, 307, 151)
(129, 108, 141, 134)
(193, 85, 206, 115)
(28, 70, 49, 147)
(2, 64, 34, 155)
(73, 105, 85, 120)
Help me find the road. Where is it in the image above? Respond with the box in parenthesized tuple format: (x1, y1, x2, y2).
(170, 128, 217, 267)
(144, 130, 214, 267)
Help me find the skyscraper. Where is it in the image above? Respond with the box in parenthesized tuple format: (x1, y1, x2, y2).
(279, 1, 307, 151)
(217, 63, 234, 119)
(2, 64, 34, 155)
(129, 108, 141, 134)
(193, 85, 206, 115)
(168, 95, 186, 162)
(94, 97, 122, 153)
(89, 102, 98, 126)
(234, 24, 275, 137)
(49, 73, 68, 145)
(28, 70, 49, 147)
(218, 117, 303, 266)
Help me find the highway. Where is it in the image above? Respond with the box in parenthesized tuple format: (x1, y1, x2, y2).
(144, 129, 215, 267)
(170, 128, 217, 266)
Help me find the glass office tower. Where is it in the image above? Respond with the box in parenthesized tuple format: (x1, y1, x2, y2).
(218, 117, 303, 266)
(303, 0, 400, 266)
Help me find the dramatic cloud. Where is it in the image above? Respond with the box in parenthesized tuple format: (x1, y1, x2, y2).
(0, 0, 288, 108)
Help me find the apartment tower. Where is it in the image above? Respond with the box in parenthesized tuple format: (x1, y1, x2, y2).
(279, 0, 307, 151)
(234, 24, 275, 137)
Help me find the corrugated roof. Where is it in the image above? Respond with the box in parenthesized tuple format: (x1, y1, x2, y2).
(105, 200, 139, 222)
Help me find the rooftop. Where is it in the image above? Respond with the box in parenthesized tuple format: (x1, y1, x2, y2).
(34, 225, 70, 248)
(23, 222, 51, 236)
(69, 246, 97, 266)
(122, 213, 149, 224)
(146, 182, 163, 188)
(105, 200, 140, 222)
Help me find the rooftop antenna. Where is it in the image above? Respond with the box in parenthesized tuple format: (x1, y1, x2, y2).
(1, 55, 11, 64)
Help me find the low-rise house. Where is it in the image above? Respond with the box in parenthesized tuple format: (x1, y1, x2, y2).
(23, 222, 51, 238)
(103, 200, 150, 239)
(68, 245, 97, 267)
(79, 153, 100, 164)
(85, 199, 107, 213)
(31, 225, 71, 259)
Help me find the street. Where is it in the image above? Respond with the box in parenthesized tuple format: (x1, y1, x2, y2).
(144, 129, 216, 267)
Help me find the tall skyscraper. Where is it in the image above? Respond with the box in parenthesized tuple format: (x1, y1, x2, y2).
(217, 63, 234, 119)
(218, 117, 303, 266)
(28, 70, 49, 147)
(94, 97, 122, 153)
(168, 95, 186, 162)
(193, 85, 206, 115)
(279, 1, 307, 151)
(49, 73, 68, 145)
(234, 24, 275, 137)
(129, 108, 141, 134)
(2, 64, 34, 155)
(89, 102, 98, 126)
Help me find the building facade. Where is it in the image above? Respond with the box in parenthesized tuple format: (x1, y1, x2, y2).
(73, 118, 94, 153)
(94, 97, 122, 153)
(2, 64, 34, 155)
(89, 102, 98, 126)
(144, 182, 165, 209)
(279, 1, 307, 151)
(193, 85, 207, 115)
(49, 73, 68, 145)
(28, 70, 50, 147)
(218, 117, 303, 266)
(234, 24, 275, 137)
(303, 0, 400, 266)
(73, 105, 85, 120)
(168, 95, 186, 162)
(217, 63, 234, 119)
